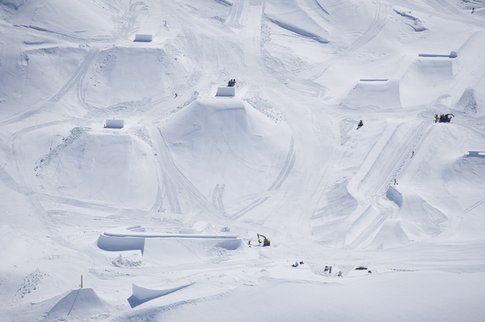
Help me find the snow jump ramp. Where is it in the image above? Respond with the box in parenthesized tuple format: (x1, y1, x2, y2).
(341, 79, 401, 109)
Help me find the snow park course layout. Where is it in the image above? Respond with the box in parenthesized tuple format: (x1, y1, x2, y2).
(1, 0, 485, 321)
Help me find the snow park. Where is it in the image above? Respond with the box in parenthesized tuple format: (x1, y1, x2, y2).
(1, 0, 485, 321)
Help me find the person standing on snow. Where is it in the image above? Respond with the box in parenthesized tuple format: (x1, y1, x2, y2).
(357, 120, 364, 129)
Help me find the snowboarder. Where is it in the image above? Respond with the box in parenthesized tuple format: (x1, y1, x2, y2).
(393, 178, 398, 185)
(357, 120, 364, 129)
(411, 150, 415, 158)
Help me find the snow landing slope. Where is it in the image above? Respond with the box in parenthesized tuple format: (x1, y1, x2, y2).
(1, 0, 485, 321)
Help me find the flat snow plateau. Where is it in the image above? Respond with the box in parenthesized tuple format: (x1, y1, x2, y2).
(1, 0, 485, 321)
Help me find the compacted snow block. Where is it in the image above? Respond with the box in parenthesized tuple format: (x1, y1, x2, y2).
(418, 51, 457, 58)
(128, 283, 192, 308)
(216, 86, 235, 97)
(97, 233, 145, 252)
(104, 119, 124, 129)
(134, 34, 153, 42)
(386, 186, 403, 207)
(467, 151, 485, 157)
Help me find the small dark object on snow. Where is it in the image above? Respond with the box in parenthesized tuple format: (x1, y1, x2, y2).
(228, 79, 236, 87)
(355, 266, 368, 270)
(292, 262, 299, 268)
(435, 113, 454, 123)
(357, 120, 364, 129)
(472, 7, 475, 14)
(337, 271, 343, 277)
(257, 233, 270, 247)
(368, 270, 372, 274)
(299, 261, 304, 265)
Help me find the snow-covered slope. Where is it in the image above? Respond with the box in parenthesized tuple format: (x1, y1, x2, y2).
(1, 0, 485, 321)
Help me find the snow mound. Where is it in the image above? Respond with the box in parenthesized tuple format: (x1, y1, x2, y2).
(161, 98, 291, 213)
(46, 288, 106, 321)
(401, 58, 455, 106)
(0, 46, 86, 121)
(455, 88, 479, 113)
(36, 128, 158, 209)
(341, 80, 401, 110)
(83, 47, 189, 108)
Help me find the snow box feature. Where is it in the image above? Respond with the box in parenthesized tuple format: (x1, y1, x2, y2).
(104, 119, 124, 129)
(134, 34, 153, 42)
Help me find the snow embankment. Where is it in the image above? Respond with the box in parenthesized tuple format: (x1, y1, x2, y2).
(393, 6, 427, 32)
(128, 283, 192, 308)
(264, 0, 329, 44)
(7, 0, 119, 39)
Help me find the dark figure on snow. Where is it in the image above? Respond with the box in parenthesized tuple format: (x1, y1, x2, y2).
(357, 120, 364, 129)
(472, 7, 475, 14)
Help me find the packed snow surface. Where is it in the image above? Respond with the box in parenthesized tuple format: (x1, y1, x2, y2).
(1, 0, 485, 321)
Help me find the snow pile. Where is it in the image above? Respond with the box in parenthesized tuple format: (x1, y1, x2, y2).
(46, 288, 106, 321)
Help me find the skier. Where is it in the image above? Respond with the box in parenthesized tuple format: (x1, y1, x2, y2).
(357, 120, 364, 129)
